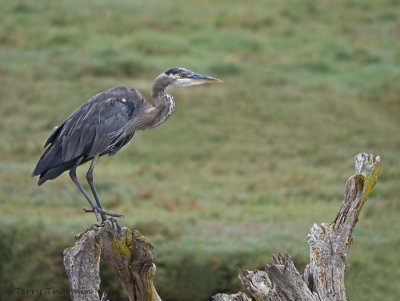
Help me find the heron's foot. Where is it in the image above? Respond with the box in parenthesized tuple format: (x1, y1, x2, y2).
(83, 206, 124, 221)
(108, 217, 122, 232)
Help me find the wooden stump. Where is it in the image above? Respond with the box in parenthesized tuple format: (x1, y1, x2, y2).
(214, 153, 381, 301)
(63, 221, 161, 301)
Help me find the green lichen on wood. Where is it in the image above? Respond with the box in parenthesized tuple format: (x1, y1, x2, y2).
(94, 234, 102, 262)
(111, 229, 133, 258)
(354, 153, 381, 199)
(133, 230, 154, 251)
(362, 159, 381, 199)
(149, 283, 158, 301)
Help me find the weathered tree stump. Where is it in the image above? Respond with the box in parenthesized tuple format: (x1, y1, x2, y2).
(63, 153, 381, 301)
(213, 153, 381, 301)
(63, 221, 161, 301)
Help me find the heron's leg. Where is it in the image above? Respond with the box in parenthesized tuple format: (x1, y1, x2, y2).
(86, 156, 123, 221)
(69, 157, 100, 221)
(86, 156, 107, 222)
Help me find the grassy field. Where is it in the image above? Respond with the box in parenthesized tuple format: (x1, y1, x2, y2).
(0, 0, 399, 300)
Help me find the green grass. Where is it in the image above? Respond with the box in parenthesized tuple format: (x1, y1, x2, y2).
(0, 0, 399, 300)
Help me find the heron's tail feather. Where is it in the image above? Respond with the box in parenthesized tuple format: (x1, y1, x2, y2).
(32, 144, 78, 185)
(37, 161, 75, 186)
(32, 145, 62, 177)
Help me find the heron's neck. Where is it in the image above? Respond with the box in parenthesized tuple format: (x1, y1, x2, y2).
(152, 74, 171, 105)
(115, 75, 175, 137)
(147, 75, 176, 128)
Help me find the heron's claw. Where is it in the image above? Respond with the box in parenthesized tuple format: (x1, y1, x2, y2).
(108, 217, 122, 232)
(83, 207, 124, 220)
(82, 207, 100, 221)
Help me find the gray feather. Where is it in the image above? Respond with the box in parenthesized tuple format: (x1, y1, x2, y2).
(33, 86, 147, 180)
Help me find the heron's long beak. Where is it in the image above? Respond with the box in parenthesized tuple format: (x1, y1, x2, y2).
(187, 73, 223, 84)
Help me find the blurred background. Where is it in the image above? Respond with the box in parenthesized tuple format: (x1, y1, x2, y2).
(0, 0, 399, 300)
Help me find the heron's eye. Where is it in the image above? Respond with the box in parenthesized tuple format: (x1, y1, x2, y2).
(179, 72, 186, 78)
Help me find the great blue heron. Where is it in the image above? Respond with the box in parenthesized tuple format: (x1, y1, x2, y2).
(32, 67, 222, 222)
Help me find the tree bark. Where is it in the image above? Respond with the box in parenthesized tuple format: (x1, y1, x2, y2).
(63, 153, 381, 301)
(213, 153, 381, 301)
(63, 221, 161, 301)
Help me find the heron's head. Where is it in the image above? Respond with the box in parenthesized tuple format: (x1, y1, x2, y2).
(164, 67, 222, 87)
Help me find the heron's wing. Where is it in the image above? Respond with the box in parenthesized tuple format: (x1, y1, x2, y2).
(32, 87, 147, 177)
(49, 87, 144, 161)
(64, 99, 139, 161)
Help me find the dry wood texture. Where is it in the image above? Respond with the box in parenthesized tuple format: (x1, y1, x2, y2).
(64, 153, 381, 301)
(214, 153, 381, 301)
(64, 221, 161, 301)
